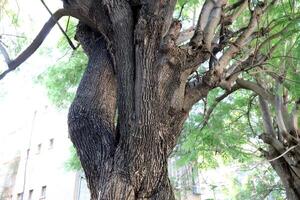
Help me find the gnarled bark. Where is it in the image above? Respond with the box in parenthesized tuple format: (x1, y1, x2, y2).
(2, 0, 296, 199)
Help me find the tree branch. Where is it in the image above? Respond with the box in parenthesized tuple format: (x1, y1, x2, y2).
(215, 5, 265, 74)
(0, 41, 10, 63)
(176, 27, 194, 45)
(41, 0, 77, 50)
(190, 0, 215, 47)
(197, 84, 241, 130)
(0, 9, 72, 80)
(236, 78, 274, 103)
(290, 100, 300, 135)
(226, 0, 248, 22)
(258, 96, 276, 137)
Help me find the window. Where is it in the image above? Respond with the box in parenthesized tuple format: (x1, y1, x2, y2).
(17, 193, 23, 200)
(28, 189, 33, 200)
(40, 186, 46, 199)
(49, 138, 54, 149)
(36, 144, 42, 154)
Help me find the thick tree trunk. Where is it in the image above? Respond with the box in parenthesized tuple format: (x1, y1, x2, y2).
(68, 21, 182, 199)
(61, 0, 287, 199)
(1, 0, 298, 198)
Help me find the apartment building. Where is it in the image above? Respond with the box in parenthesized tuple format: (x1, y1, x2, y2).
(0, 107, 90, 200)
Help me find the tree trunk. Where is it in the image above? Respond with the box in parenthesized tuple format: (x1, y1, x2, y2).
(269, 148, 300, 200)
(67, 19, 183, 199)
(258, 97, 300, 200)
(1, 0, 297, 198)
(60, 0, 290, 199)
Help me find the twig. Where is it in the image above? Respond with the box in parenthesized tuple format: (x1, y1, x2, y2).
(0, 40, 11, 64)
(268, 144, 299, 162)
(196, 84, 241, 130)
(0, 33, 27, 38)
(247, 94, 257, 136)
(177, 1, 187, 20)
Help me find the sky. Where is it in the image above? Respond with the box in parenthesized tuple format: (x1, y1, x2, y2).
(0, 0, 71, 163)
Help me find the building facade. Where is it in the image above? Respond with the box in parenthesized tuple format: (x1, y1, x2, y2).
(0, 107, 89, 200)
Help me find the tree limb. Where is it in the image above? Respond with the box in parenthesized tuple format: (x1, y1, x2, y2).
(236, 78, 274, 103)
(290, 100, 300, 135)
(41, 0, 77, 50)
(258, 96, 276, 137)
(0, 9, 73, 80)
(190, 0, 215, 47)
(215, 5, 265, 74)
(197, 84, 241, 130)
(176, 27, 194, 45)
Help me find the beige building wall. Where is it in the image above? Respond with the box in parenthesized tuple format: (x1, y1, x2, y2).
(0, 107, 90, 200)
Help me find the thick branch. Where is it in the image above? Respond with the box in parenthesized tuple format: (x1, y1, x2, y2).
(226, 0, 247, 23)
(203, 1, 226, 51)
(190, 0, 215, 47)
(275, 94, 289, 135)
(215, 6, 264, 74)
(182, 79, 211, 112)
(68, 24, 117, 199)
(176, 27, 194, 45)
(236, 79, 274, 103)
(290, 101, 300, 134)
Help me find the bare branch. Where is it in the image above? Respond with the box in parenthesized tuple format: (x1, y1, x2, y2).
(225, 0, 247, 11)
(0, 9, 72, 80)
(226, 0, 248, 22)
(182, 80, 210, 112)
(258, 96, 276, 137)
(247, 94, 257, 136)
(290, 100, 300, 135)
(40, 0, 77, 50)
(275, 94, 289, 135)
(203, 1, 225, 51)
(216, 5, 265, 74)
(197, 84, 241, 130)
(268, 145, 299, 162)
(190, 0, 215, 47)
(176, 27, 194, 45)
(0, 41, 10, 64)
(236, 79, 274, 103)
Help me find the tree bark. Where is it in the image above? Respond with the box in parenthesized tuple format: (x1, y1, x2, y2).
(61, 0, 290, 199)
(68, 20, 181, 199)
(269, 147, 300, 200)
(0, 0, 297, 198)
(257, 96, 300, 200)
(68, 27, 117, 199)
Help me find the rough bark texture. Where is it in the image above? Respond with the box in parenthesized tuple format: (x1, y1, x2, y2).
(1, 0, 299, 198)
(57, 0, 300, 199)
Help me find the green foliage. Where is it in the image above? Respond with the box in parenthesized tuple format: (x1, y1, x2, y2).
(64, 145, 82, 171)
(175, 89, 260, 169)
(38, 50, 87, 108)
(37, 17, 84, 108)
(175, 0, 203, 22)
(231, 165, 285, 200)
